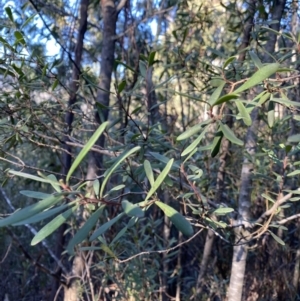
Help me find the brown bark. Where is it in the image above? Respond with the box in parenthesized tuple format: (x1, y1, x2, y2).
(227, 0, 286, 300)
(49, 0, 89, 300)
(86, 0, 126, 180)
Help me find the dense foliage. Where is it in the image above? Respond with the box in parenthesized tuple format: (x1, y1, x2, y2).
(1, 0, 300, 300)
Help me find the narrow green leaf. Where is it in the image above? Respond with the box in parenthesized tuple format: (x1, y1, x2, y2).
(181, 125, 209, 156)
(213, 207, 234, 215)
(51, 79, 59, 91)
(118, 80, 126, 93)
(208, 81, 226, 106)
(177, 119, 211, 141)
(110, 184, 125, 192)
(0, 37, 14, 51)
(211, 131, 223, 158)
(0, 194, 64, 227)
(287, 170, 300, 177)
(115, 60, 135, 72)
(219, 122, 243, 146)
(93, 179, 100, 197)
(139, 61, 147, 78)
(100, 146, 140, 197)
(269, 231, 285, 246)
(31, 206, 77, 245)
(122, 200, 144, 218)
(234, 63, 280, 94)
(149, 152, 180, 169)
(21, 13, 37, 28)
(19, 190, 51, 199)
(256, 92, 271, 107)
(13, 204, 70, 226)
(67, 122, 108, 183)
(144, 160, 155, 186)
(288, 134, 300, 143)
(101, 244, 117, 258)
(183, 147, 198, 164)
(67, 205, 105, 255)
(223, 56, 236, 69)
(213, 94, 239, 106)
(110, 226, 128, 245)
(148, 51, 156, 66)
(14, 31, 26, 46)
(46, 174, 61, 192)
(89, 212, 125, 241)
(9, 170, 57, 185)
(249, 51, 263, 69)
(236, 100, 252, 126)
(5, 7, 14, 22)
(144, 159, 174, 202)
(156, 201, 193, 236)
(272, 98, 300, 107)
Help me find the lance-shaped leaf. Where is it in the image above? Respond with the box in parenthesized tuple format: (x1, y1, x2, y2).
(31, 206, 77, 245)
(181, 125, 209, 157)
(89, 212, 125, 241)
(67, 121, 108, 182)
(13, 203, 70, 226)
(101, 244, 117, 259)
(14, 31, 26, 46)
(46, 174, 61, 192)
(177, 119, 211, 141)
(100, 146, 140, 197)
(67, 205, 105, 255)
(9, 170, 59, 185)
(93, 179, 100, 197)
(234, 63, 280, 94)
(219, 122, 243, 146)
(122, 200, 144, 218)
(144, 160, 154, 186)
(111, 226, 128, 245)
(213, 207, 234, 215)
(208, 81, 226, 106)
(155, 201, 193, 236)
(144, 159, 174, 202)
(213, 93, 239, 106)
(288, 134, 300, 143)
(211, 131, 223, 158)
(269, 230, 285, 246)
(249, 51, 263, 69)
(287, 170, 300, 177)
(236, 100, 252, 126)
(20, 190, 52, 199)
(0, 194, 65, 227)
(223, 56, 236, 69)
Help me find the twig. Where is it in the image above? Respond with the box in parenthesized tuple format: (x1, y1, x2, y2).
(116, 228, 204, 263)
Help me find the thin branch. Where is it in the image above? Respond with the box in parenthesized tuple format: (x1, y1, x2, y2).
(116, 0, 127, 13)
(277, 213, 300, 225)
(117, 228, 203, 263)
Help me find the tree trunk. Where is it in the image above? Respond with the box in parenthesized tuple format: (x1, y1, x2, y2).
(49, 0, 89, 300)
(227, 0, 286, 300)
(87, 0, 126, 179)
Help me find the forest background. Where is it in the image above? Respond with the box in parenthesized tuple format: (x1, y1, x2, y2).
(0, 0, 300, 300)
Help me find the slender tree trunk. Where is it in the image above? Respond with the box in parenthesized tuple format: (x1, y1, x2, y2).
(49, 1, 89, 300)
(196, 1, 257, 295)
(227, 0, 286, 300)
(87, 0, 127, 180)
